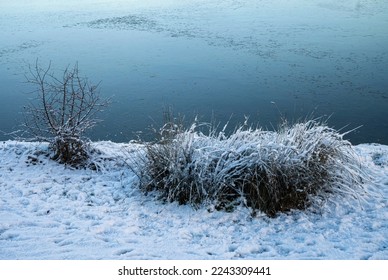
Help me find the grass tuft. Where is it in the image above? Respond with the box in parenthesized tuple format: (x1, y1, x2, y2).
(133, 117, 366, 217)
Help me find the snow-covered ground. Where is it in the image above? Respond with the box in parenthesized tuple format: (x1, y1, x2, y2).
(0, 140, 387, 259)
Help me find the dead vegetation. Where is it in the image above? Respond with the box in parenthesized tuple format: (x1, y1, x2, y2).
(22, 60, 109, 167)
(132, 116, 366, 217)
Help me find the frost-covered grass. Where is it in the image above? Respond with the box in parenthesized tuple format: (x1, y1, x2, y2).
(136, 119, 366, 216)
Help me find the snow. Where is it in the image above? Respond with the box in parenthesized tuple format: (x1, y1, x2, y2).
(0, 140, 387, 259)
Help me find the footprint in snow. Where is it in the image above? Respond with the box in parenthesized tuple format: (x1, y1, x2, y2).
(115, 248, 134, 256)
(228, 244, 238, 252)
(53, 238, 73, 246)
(1, 232, 19, 241)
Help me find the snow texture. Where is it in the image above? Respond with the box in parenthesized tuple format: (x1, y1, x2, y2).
(0, 140, 387, 259)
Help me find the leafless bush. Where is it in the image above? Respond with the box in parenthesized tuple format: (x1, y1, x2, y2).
(23, 60, 109, 166)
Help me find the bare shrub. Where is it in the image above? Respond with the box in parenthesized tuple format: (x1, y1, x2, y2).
(136, 116, 366, 217)
(23, 60, 109, 166)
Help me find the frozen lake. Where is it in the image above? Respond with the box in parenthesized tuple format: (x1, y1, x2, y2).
(1, 0, 387, 144)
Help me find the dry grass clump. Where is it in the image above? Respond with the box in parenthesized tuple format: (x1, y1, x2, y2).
(136, 118, 365, 217)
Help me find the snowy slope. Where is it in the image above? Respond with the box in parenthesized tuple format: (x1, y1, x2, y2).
(0, 141, 387, 259)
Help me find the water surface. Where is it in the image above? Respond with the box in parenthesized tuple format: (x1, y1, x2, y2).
(1, 0, 387, 144)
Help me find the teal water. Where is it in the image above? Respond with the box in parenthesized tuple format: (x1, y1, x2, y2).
(1, 0, 387, 144)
